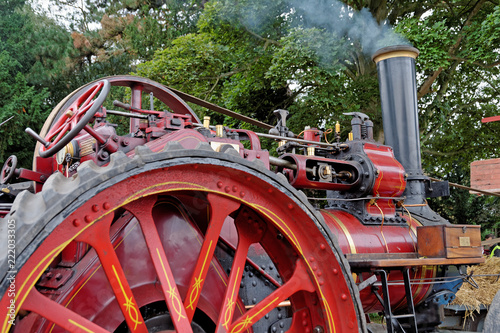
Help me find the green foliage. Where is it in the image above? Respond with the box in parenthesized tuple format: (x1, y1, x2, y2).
(395, 18, 452, 71)
(0, 0, 74, 168)
(462, 5, 500, 64)
(53, 0, 204, 63)
(428, 164, 500, 231)
(0, 51, 50, 168)
(2, 0, 500, 227)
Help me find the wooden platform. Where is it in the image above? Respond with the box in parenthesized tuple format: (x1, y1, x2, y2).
(345, 252, 485, 269)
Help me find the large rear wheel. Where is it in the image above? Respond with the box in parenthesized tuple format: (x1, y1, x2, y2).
(1, 145, 365, 332)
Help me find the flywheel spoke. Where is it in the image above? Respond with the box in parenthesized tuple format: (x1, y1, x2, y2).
(124, 196, 193, 332)
(216, 208, 266, 332)
(22, 287, 109, 333)
(228, 259, 314, 333)
(184, 193, 240, 321)
(75, 214, 148, 333)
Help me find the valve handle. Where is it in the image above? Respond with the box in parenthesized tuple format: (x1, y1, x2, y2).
(343, 112, 370, 122)
(274, 109, 289, 128)
(113, 100, 133, 111)
(270, 109, 294, 138)
(26, 127, 50, 148)
(1, 155, 18, 184)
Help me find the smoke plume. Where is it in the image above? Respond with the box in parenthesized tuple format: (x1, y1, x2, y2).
(236, 0, 409, 59)
(290, 0, 409, 56)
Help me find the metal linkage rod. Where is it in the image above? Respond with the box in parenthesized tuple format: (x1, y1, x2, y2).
(106, 109, 148, 119)
(429, 176, 500, 197)
(167, 87, 273, 130)
(255, 132, 340, 147)
(191, 124, 342, 148)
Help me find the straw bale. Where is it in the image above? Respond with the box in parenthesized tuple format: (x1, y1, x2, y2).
(451, 257, 500, 314)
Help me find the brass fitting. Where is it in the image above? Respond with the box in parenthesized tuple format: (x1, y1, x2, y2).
(203, 116, 210, 129)
(216, 125, 224, 138)
(307, 147, 315, 156)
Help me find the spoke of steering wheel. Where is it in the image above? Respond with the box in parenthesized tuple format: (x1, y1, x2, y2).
(49, 122, 70, 145)
(49, 112, 72, 135)
(22, 287, 109, 333)
(183, 194, 240, 321)
(73, 100, 95, 120)
(51, 120, 69, 136)
(79, 82, 103, 109)
(124, 196, 193, 333)
(75, 214, 148, 333)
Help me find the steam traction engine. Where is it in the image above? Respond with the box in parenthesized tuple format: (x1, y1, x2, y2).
(0, 47, 487, 332)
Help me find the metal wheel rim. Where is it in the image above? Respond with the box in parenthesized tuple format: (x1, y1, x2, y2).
(3, 147, 365, 332)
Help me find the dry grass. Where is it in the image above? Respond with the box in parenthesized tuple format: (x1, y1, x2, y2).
(451, 257, 500, 314)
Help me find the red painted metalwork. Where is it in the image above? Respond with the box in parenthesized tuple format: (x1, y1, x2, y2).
(321, 210, 434, 313)
(482, 115, 500, 123)
(183, 195, 240, 322)
(32, 76, 200, 169)
(230, 130, 261, 150)
(1, 156, 362, 332)
(0, 70, 485, 333)
(363, 143, 406, 217)
(303, 128, 321, 142)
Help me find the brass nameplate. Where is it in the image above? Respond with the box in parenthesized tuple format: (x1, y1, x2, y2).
(459, 237, 471, 247)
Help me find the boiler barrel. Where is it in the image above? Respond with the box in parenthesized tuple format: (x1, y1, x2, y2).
(321, 209, 435, 313)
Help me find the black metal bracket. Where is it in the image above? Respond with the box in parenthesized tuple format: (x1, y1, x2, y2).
(424, 178, 450, 198)
(372, 268, 418, 333)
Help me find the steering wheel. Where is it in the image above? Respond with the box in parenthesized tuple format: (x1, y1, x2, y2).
(1, 155, 18, 184)
(38, 80, 110, 158)
(34, 76, 199, 168)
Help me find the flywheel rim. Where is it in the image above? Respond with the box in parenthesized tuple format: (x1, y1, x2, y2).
(1, 145, 365, 333)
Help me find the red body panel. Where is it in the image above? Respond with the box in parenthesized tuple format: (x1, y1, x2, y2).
(364, 143, 406, 217)
(321, 209, 434, 313)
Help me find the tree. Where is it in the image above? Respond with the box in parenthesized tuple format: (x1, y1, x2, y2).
(135, 0, 500, 224)
(0, 0, 72, 168)
(48, 0, 207, 73)
(394, 1, 500, 174)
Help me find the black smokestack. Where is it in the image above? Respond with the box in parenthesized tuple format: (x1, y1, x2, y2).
(372, 45, 421, 176)
(373, 45, 446, 224)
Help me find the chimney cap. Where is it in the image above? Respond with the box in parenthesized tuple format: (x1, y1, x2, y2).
(372, 45, 419, 64)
